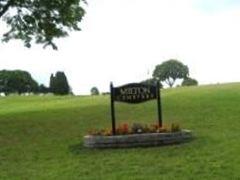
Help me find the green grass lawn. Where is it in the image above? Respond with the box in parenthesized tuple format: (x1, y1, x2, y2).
(1, 83, 240, 179)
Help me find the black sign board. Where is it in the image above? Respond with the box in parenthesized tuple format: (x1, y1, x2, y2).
(110, 82, 162, 135)
(113, 83, 157, 103)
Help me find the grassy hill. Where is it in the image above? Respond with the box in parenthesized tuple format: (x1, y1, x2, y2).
(1, 83, 240, 179)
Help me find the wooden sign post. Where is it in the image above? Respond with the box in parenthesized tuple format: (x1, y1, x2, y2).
(110, 82, 162, 135)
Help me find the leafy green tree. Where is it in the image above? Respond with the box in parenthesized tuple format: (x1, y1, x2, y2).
(141, 78, 163, 88)
(91, 87, 99, 95)
(153, 59, 189, 87)
(0, 0, 86, 49)
(0, 70, 38, 94)
(50, 71, 70, 95)
(182, 77, 198, 86)
(38, 84, 49, 93)
(49, 73, 55, 93)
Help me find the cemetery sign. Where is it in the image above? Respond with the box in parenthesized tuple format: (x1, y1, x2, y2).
(113, 83, 157, 103)
(110, 82, 162, 135)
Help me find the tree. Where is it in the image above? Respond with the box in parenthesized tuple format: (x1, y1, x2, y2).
(153, 59, 189, 87)
(0, 70, 38, 94)
(141, 78, 163, 88)
(38, 84, 49, 93)
(0, 0, 86, 49)
(182, 77, 198, 86)
(49, 71, 70, 95)
(91, 87, 99, 95)
(49, 73, 55, 93)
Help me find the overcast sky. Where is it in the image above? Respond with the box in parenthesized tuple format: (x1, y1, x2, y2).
(1, 0, 240, 95)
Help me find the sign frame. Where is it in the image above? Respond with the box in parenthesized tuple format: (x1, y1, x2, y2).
(110, 81, 162, 135)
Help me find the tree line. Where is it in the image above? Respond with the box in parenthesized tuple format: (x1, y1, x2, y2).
(0, 59, 197, 96)
(0, 70, 70, 95)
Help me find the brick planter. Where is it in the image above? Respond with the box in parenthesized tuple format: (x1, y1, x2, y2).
(84, 129, 192, 148)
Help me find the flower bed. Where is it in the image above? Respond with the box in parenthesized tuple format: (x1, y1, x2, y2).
(84, 130, 192, 148)
(84, 123, 192, 148)
(87, 123, 181, 136)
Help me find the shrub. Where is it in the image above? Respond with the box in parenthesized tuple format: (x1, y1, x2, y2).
(141, 78, 163, 88)
(171, 123, 180, 132)
(116, 123, 129, 135)
(88, 128, 112, 136)
(131, 123, 145, 134)
(102, 92, 110, 95)
(152, 124, 169, 133)
(182, 77, 198, 86)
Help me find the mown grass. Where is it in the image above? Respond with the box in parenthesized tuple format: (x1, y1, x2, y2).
(1, 83, 240, 179)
